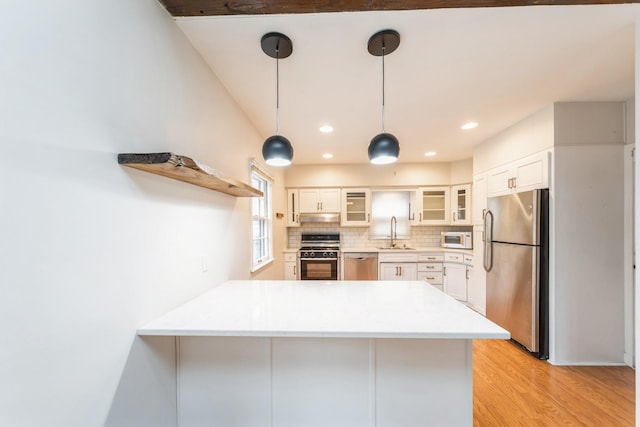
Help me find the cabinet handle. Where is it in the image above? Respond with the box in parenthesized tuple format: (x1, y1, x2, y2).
(294, 265, 297, 276)
(399, 266, 402, 276)
(367, 213, 370, 222)
(427, 265, 434, 269)
(296, 214, 299, 223)
(466, 268, 469, 280)
(443, 266, 447, 276)
(419, 213, 422, 222)
(453, 212, 456, 222)
(320, 202, 323, 210)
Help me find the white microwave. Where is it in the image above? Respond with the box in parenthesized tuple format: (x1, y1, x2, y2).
(441, 231, 472, 249)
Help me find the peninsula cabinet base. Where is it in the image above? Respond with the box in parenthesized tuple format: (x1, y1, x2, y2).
(177, 337, 472, 426)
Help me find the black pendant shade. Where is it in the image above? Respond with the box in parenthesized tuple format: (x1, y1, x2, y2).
(260, 32, 293, 167)
(368, 29, 400, 165)
(262, 135, 294, 167)
(368, 133, 400, 165)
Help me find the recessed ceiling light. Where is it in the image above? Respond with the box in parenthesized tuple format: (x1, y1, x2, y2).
(424, 151, 437, 157)
(322, 153, 333, 159)
(461, 122, 478, 130)
(319, 125, 334, 133)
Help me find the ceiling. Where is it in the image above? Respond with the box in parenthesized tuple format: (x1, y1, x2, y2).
(167, 3, 639, 165)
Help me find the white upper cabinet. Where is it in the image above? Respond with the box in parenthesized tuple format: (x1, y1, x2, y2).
(487, 150, 550, 197)
(286, 189, 300, 227)
(411, 187, 450, 225)
(299, 188, 341, 213)
(450, 184, 471, 225)
(341, 188, 371, 227)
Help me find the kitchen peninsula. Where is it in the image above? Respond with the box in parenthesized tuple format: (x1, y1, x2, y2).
(139, 280, 508, 426)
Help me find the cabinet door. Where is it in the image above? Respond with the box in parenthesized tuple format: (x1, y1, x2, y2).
(341, 188, 371, 226)
(299, 189, 320, 212)
(514, 151, 549, 192)
(473, 173, 487, 226)
(319, 189, 341, 212)
(416, 187, 450, 225)
(286, 189, 300, 227)
(379, 263, 417, 281)
(450, 184, 471, 225)
(487, 166, 513, 197)
(299, 189, 341, 212)
(469, 226, 486, 314)
(284, 262, 298, 280)
(443, 262, 467, 301)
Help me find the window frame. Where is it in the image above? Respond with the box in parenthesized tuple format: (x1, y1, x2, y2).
(250, 159, 274, 272)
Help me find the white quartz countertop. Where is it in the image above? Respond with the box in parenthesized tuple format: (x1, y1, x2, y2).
(138, 280, 509, 339)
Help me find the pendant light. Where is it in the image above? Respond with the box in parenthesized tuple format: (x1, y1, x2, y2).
(367, 30, 400, 165)
(261, 32, 294, 167)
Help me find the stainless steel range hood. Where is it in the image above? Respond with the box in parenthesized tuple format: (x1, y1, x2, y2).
(299, 212, 341, 223)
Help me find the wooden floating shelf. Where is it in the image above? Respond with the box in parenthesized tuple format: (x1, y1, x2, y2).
(118, 152, 263, 198)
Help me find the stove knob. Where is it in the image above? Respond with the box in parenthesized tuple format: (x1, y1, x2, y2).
(309, 252, 315, 258)
(323, 251, 329, 258)
(302, 251, 308, 258)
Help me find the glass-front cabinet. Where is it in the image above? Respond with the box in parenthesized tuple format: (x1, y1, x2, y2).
(341, 188, 371, 227)
(450, 184, 471, 225)
(412, 187, 450, 225)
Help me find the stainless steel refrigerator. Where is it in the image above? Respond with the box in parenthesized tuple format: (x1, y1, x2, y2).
(483, 189, 549, 359)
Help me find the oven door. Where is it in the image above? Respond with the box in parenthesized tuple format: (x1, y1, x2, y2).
(299, 258, 338, 280)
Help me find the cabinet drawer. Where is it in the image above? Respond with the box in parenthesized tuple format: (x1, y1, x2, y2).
(418, 271, 443, 285)
(378, 253, 418, 263)
(444, 252, 464, 263)
(417, 262, 443, 272)
(284, 253, 297, 262)
(417, 253, 444, 262)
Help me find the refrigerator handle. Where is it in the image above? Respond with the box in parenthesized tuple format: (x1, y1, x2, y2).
(483, 210, 494, 272)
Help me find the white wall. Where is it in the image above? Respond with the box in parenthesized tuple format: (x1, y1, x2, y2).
(0, 1, 285, 425)
(473, 106, 555, 173)
(552, 145, 625, 364)
(285, 160, 472, 188)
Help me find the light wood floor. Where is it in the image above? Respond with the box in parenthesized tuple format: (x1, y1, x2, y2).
(473, 339, 635, 426)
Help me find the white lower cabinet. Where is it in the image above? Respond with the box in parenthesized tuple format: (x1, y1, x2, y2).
(283, 253, 298, 280)
(378, 253, 418, 281)
(443, 253, 473, 302)
(417, 253, 444, 291)
(379, 263, 417, 281)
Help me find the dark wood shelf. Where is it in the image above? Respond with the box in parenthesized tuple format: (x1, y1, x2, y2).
(118, 152, 263, 198)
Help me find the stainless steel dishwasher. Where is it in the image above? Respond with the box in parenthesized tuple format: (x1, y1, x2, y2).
(343, 252, 378, 280)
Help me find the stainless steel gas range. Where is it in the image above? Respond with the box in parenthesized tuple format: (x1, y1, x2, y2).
(298, 233, 340, 280)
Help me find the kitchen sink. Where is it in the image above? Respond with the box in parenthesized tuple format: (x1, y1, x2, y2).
(377, 247, 416, 250)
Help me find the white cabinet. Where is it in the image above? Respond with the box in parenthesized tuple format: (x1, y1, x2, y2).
(378, 252, 418, 281)
(468, 227, 486, 315)
(443, 252, 473, 302)
(473, 173, 487, 226)
(379, 263, 418, 281)
(286, 189, 300, 227)
(299, 188, 341, 213)
(283, 253, 298, 280)
(341, 188, 371, 227)
(411, 187, 450, 225)
(487, 151, 550, 197)
(418, 253, 444, 291)
(450, 184, 471, 225)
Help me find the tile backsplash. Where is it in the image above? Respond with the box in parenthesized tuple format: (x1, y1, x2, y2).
(287, 224, 473, 249)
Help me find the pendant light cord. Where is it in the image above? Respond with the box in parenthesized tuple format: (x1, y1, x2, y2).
(276, 45, 280, 136)
(381, 43, 386, 133)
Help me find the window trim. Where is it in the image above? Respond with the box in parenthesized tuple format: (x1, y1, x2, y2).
(250, 159, 274, 273)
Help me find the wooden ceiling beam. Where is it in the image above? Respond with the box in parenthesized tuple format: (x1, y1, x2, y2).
(157, 0, 636, 17)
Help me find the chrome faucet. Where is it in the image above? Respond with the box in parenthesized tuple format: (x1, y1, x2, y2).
(390, 216, 397, 247)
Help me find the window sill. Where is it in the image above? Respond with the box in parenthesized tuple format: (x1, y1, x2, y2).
(251, 257, 274, 273)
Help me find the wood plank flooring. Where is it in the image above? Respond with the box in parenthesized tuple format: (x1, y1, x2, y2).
(473, 339, 635, 426)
